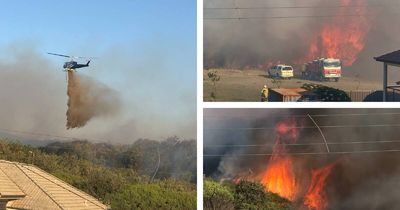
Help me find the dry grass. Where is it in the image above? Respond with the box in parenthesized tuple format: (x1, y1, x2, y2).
(203, 69, 381, 102)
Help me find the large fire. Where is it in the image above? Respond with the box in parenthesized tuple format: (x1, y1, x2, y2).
(260, 119, 300, 201)
(260, 155, 298, 200)
(257, 119, 337, 209)
(300, 0, 372, 66)
(304, 162, 337, 210)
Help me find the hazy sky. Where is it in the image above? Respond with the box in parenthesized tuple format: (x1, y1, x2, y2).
(0, 0, 196, 143)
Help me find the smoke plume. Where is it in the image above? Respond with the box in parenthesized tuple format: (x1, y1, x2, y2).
(66, 71, 120, 129)
(0, 44, 195, 143)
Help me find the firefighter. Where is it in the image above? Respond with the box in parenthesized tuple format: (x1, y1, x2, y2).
(261, 85, 269, 102)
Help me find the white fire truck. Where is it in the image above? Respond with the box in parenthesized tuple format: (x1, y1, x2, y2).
(304, 58, 342, 82)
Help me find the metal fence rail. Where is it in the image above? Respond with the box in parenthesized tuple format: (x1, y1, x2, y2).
(346, 90, 400, 102)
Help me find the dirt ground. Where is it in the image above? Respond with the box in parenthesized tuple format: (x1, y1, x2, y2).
(203, 69, 382, 101)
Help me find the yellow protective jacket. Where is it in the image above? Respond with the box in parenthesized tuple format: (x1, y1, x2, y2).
(261, 87, 269, 98)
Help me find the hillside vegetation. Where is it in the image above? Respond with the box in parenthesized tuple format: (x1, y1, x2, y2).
(204, 179, 292, 210)
(0, 137, 196, 210)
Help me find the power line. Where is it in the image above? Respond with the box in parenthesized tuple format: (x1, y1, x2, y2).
(204, 124, 400, 130)
(205, 5, 395, 10)
(204, 13, 400, 20)
(203, 149, 400, 157)
(204, 139, 400, 148)
(204, 112, 400, 119)
(206, 0, 396, 3)
(310, 112, 400, 117)
(222, 0, 393, 1)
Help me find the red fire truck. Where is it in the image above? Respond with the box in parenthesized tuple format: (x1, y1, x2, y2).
(304, 58, 342, 82)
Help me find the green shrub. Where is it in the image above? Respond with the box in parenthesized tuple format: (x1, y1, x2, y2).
(204, 179, 234, 210)
(107, 182, 196, 210)
(234, 180, 292, 210)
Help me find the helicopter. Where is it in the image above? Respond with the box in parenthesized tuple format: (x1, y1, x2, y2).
(47, 52, 95, 72)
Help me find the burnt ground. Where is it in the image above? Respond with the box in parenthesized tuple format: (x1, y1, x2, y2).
(203, 69, 383, 102)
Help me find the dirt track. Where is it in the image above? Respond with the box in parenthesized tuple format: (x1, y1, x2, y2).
(203, 69, 382, 101)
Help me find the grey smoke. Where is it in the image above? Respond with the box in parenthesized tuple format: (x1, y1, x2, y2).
(204, 0, 400, 80)
(0, 44, 195, 143)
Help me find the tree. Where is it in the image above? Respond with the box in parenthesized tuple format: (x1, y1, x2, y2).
(207, 71, 220, 101)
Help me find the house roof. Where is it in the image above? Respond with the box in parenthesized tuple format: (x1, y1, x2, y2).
(0, 166, 25, 200)
(374, 50, 400, 65)
(0, 160, 109, 210)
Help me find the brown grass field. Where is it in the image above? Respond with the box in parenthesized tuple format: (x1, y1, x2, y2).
(203, 69, 382, 101)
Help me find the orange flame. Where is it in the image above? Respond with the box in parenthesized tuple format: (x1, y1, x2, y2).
(260, 155, 298, 200)
(253, 119, 339, 209)
(304, 162, 337, 210)
(301, 0, 372, 66)
(233, 177, 242, 185)
(259, 119, 300, 200)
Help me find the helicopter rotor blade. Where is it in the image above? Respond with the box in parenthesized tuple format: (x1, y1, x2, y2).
(74, 56, 98, 60)
(48, 52, 98, 60)
(47, 52, 71, 58)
